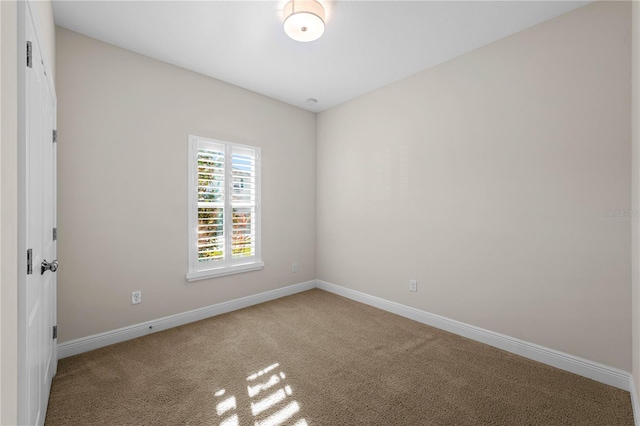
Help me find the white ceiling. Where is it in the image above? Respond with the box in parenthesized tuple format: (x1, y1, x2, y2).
(52, 1, 592, 112)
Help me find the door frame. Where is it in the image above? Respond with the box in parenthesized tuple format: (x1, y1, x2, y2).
(16, 1, 58, 423)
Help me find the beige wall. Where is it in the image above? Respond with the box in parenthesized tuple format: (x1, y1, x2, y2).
(633, 0, 640, 403)
(317, 1, 632, 371)
(55, 27, 317, 343)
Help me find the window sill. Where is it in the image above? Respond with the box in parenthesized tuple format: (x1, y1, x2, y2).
(186, 261, 265, 282)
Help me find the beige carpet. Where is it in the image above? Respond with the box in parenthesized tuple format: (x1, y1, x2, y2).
(45, 289, 633, 425)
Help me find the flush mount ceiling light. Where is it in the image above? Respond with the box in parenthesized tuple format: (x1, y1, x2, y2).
(283, 0, 325, 42)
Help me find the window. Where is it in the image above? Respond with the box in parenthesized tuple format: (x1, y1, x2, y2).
(187, 135, 263, 281)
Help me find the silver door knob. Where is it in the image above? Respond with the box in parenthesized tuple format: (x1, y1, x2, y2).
(41, 259, 58, 275)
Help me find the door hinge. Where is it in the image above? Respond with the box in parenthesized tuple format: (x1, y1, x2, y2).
(27, 249, 33, 275)
(26, 41, 32, 68)
(53, 130, 57, 144)
(53, 228, 57, 241)
(52, 326, 57, 340)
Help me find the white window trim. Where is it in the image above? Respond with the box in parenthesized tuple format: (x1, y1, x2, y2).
(187, 135, 263, 282)
(186, 261, 265, 281)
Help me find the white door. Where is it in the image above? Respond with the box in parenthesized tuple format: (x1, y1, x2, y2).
(22, 4, 57, 425)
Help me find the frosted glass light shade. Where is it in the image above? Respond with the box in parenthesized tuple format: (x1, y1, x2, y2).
(283, 0, 325, 42)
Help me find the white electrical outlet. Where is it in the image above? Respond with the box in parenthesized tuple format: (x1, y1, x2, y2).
(409, 280, 417, 292)
(131, 291, 142, 305)
(292, 262, 298, 273)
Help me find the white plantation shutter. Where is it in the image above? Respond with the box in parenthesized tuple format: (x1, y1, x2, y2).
(188, 136, 262, 281)
(197, 141, 225, 262)
(231, 146, 257, 260)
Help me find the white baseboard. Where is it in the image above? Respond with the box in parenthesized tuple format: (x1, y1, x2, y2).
(58, 278, 633, 397)
(316, 280, 632, 391)
(57, 280, 316, 359)
(631, 375, 640, 426)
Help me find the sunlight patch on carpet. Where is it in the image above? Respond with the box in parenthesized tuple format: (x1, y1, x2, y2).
(248, 363, 307, 426)
(219, 413, 239, 426)
(251, 389, 287, 416)
(247, 363, 280, 381)
(216, 395, 237, 416)
(213, 363, 307, 426)
(255, 401, 300, 426)
(248, 374, 281, 397)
